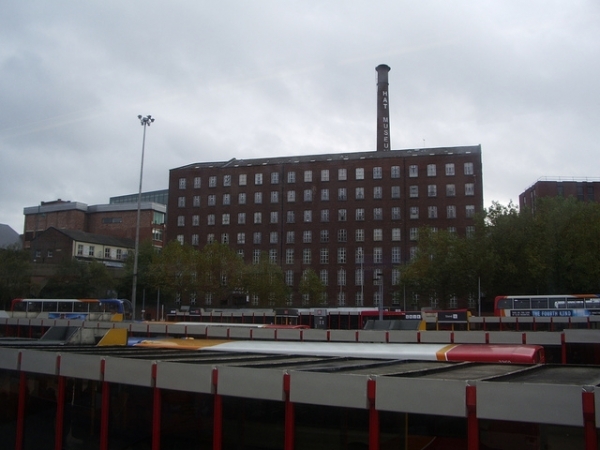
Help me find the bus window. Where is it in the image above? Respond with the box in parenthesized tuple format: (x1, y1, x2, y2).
(585, 299, 600, 309)
(89, 302, 103, 312)
(27, 301, 42, 312)
(553, 298, 567, 308)
(12, 301, 27, 312)
(42, 301, 58, 312)
(497, 299, 513, 310)
(567, 300, 584, 309)
(530, 298, 548, 309)
(74, 302, 90, 313)
(513, 299, 530, 309)
(58, 302, 73, 312)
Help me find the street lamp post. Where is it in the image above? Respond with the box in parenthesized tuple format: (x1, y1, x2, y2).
(132, 114, 154, 321)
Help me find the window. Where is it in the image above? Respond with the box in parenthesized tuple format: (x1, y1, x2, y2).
(222, 213, 230, 225)
(337, 268, 346, 287)
(177, 196, 186, 207)
(269, 249, 277, 263)
(338, 168, 347, 181)
(338, 209, 347, 221)
(428, 185, 437, 197)
(410, 207, 419, 219)
(255, 192, 263, 204)
(409, 186, 418, 198)
(177, 216, 185, 226)
(303, 230, 312, 243)
(303, 249, 312, 264)
(465, 183, 475, 196)
(466, 205, 475, 218)
(321, 188, 329, 201)
(373, 229, 382, 241)
(209, 176, 217, 187)
(321, 169, 329, 181)
(304, 210, 312, 222)
(77, 244, 84, 256)
(304, 189, 312, 201)
(267, 171, 277, 184)
(253, 232, 262, 244)
(373, 208, 383, 220)
(391, 207, 401, 220)
(447, 205, 456, 219)
(355, 269, 364, 286)
(207, 234, 215, 244)
(466, 226, 475, 238)
(208, 195, 216, 206)
(373, 186, 382, 199)
(428, 206, 438, 219)
(427, 164, 436, 177)
(104, 248, 111, 259)
(270, 232, 278, 244)
(392, 228, 401, 241)
(304, 170, 312, 182)
(445, 163, 455, 176)
(271, 191, 279, 203)
(194, 177, 201, 188)
(409, 165, 418, 177)
(321, 209, 329, 222)
(464, 162, 474, 175)
(287, 190, 296, 202)
(287, 171, 296, 183)
(391, 186, 400, 199)
(193, 196, 201, 207)
(237, 233, 245, 244)
(238, 213, 246, 224)
(253, 249, 261, 265)
(223, 175, 231, 187)
(223, 194, 230, 205)
(320, 269, 328, 286)
(355, 187, 364, 200)
(355, 247, 364, 264)
(239, 174, 247, 186)
(254, 212, 262, 224)
(337, 248, 346, 264)
(392, 247, 401, 264)
(207, 214, 215, 225)
(338, 188, 347, 200)
(239, 193, 246, 204)
(255, 173, 263, 185)
(320, 249, 329, 264)
(286, 231, 295, 244)
(179, 178, 186, 189)
(373, 167, 382, 179)
(373, 247, 382, 264)
(410, 228, 419, 241)
(448, 227, 457, 234)
(320, 230, 329, 243)
(338, 229, 347, 242)
(287, 211, 295, 223)
(355, 208, 365, 221)
(221, 233, 229, 244)
(446, 184, 456, 197)
(356, 168, 364, 180)
(270, 211, 278, 223)
(391, 166, 400, 178)
(355, 229, 364, 242)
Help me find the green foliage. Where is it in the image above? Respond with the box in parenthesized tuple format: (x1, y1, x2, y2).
(40, 259, 115, 298)
(243, 252, 289, 307)
(0, 246, 32, 309)
(298, 268, 326, 306)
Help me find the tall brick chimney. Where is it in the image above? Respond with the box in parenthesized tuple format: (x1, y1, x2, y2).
(376, 64, 391, 151)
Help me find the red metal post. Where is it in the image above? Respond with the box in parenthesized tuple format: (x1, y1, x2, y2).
(55, 375, 66, 450)
(152, 364, 161, 450)
(367, 378, 379, 450)
(284, 373, 295, 450)
(15, 371, 26, 450)
(212, 368, 223, 450)
(561, 333, 567, 364)
(582, 389, 597, 450)
(100, 359, 110, 450)
(466, 384, 479, 450)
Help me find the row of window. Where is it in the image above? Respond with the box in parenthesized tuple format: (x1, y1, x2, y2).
(177, 204, 476, 227)
(178, 225, 476, 247)
(177, 183, 475, 207)
(75, 244, 127, 260)
(178, 163, 475, 189)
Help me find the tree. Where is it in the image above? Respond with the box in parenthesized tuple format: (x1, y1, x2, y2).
(40, 259, 114, 298)
(150, 241, 199, 303)
(0, 245, 32, 309)
(197, 242, 246, 306)
(243, 252, 289, 307)
(298, 268, 326, 306)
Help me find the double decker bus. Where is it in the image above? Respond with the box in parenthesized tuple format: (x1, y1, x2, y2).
(494, 294, 600, 318)
(10, 298, 133, 321)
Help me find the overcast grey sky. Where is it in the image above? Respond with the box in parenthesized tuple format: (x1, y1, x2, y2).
(1, 1, 599, 233)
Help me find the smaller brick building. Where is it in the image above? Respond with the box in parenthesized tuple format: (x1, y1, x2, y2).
(519, 178, 600, 211)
